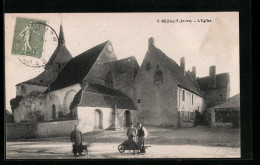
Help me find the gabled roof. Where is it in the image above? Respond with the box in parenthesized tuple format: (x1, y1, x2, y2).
(149, 45, 202, 96)
(210, 94, 240, 110)
(196, 73, 230, 90)
(45, 24, 72, 69)
(49, 41, 109, 92)
(70, 83, 137, 110)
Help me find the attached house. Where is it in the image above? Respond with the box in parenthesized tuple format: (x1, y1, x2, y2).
(135, 38, 205, 127)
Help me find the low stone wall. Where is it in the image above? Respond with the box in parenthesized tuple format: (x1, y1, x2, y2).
(6, 120, 78, 140)
(180, 121, 194, 127)
(212, 123, 233, 128)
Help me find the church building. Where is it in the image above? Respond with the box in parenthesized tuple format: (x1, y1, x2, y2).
(12, 25, 139, 133)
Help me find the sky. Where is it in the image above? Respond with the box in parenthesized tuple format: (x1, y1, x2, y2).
(5, 12, 239, 112)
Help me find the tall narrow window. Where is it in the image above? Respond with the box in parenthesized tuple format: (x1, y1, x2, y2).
(191, 94, 193, 105)
(52, 104, 56, 119)
(182, 90, 185, 101)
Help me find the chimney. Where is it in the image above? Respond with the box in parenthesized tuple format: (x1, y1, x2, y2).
(192, 66, 196, 80)
(208, 66, 216, 88)
(180, 57, 185, 76)
(148, 37, 155, 48)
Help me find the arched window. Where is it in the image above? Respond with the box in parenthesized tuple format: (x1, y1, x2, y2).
(105, 71, 114, 88)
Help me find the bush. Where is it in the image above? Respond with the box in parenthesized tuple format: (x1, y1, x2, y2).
(195, 110, 211, 126)
(10, 96, 22, 113)
(5, 110, 14, 123)
(27, 110, 45, 122)
(58, 106, 70, 119)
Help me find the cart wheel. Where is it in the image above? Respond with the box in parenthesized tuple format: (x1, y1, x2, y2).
(118, 144, 125, 153)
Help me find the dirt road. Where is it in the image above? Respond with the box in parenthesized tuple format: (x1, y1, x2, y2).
(6, 141, 240, 159)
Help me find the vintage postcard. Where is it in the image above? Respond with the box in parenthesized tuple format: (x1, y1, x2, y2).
(5, 13, 240, 159)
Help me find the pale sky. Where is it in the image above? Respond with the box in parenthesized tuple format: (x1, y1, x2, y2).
(5, 13, 239, 112)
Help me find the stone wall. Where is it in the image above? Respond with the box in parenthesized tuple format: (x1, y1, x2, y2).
(202, 88, 229, 108)
(135, 48, 178, 127)
(6, 120, 78, 140)
(77, 107, 138, 133)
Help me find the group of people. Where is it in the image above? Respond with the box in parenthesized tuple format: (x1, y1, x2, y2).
(70, 123, 148, 157)
(126, 123, 148, 149)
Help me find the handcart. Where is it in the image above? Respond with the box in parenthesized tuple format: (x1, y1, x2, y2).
(118, 140, 151, 154)
(72, 141, 90, 156)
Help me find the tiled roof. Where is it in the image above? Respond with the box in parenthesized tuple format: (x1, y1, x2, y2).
(210, 94, 240, 109)
(49, 41, 109, 92)
(16, 45, 72, 87)
(150, 45, 202, 96)
(196, 73, 230, 90)
(44, 44, 72, 69)
(70, 83, 137, 110)
(17, 67, 62, 86)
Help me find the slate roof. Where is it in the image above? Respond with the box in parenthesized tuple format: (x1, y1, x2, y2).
(210, 94, 240, 110)
(150, 45, 202, 96)
(70, 83, 137, 110)
(16, 67, 62, 86)
(45, 24, 72, 69)
(49, 41, 109, 92)
(104, 56, 139, 77)
(196, 73, 230, 90)
(44, 44, 72, 69)
(17, 25, 72, 87)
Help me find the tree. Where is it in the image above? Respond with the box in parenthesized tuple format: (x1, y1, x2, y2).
(5, 110, 14, 123)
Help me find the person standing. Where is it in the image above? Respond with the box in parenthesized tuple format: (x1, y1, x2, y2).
(126, 123, 137, 142)
(70, 125, 83, 157)
(137, 123, 148, 150)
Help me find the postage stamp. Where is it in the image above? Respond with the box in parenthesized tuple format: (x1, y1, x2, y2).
(11, 17, 47, 58)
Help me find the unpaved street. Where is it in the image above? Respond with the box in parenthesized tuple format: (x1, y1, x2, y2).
(6, 141, 240, 159)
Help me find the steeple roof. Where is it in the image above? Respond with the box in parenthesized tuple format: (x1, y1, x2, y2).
(16, 24, 73, 87)
(44, 24, 72, 69)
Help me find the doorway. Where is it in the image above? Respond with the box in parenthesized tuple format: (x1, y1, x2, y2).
(94, 109, 103, 130)
(124, 110, 132, 127)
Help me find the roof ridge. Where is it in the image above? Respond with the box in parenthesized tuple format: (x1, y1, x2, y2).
(151, 45, 202, 96)
(49, 41, 110, 92)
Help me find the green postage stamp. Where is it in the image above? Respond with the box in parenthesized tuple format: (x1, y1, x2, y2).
(12, 17, 46, 58)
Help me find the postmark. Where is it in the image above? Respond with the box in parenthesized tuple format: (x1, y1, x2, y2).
(12, 17, 59, 68)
